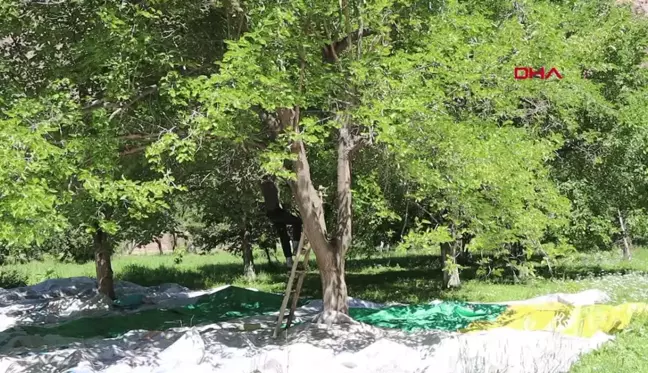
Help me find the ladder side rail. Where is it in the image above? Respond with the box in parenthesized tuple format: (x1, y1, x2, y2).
(272, 232, 306, 338)
(285, 246, 312, 329)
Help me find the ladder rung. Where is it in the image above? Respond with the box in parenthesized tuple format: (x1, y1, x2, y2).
(273, 233, 311, 338)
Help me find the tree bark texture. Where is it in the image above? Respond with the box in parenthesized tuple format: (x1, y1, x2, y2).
(318, 245, 349, 314)
(155, 237, 163, 255)
(94, 228, 116, 300)
(279, 107, 353, 319)
(618, 209, 632, 260)
(242, 221, 256, 279)
(441, 240, 461, 289)
(335, 125, 353, 257)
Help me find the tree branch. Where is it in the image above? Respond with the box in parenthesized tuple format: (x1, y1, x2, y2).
(254, 28, 376, 138)
(349, 135, 370, 157)
(119, 145, 148, 157)
(82, 85, 158, 119)
(322, 29, 375, 64)
(120, 133, 158, 140)
(118, 131, 265, 158)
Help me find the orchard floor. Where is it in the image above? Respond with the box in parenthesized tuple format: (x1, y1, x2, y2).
(3, 249, 648, 372)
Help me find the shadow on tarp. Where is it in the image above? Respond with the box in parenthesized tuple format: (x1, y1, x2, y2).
(1, 286, 309, 341)
(1, 285, 508, 344)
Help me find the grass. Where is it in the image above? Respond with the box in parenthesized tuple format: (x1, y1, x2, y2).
(2, 248, 648, 372)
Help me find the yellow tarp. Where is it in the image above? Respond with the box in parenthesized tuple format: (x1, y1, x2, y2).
(464, 302, 648, 337)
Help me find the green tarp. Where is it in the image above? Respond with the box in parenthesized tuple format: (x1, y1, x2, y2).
(6, 286, 307, 339)
(349, 302, 507, 332)
(2, 286, 508, 342)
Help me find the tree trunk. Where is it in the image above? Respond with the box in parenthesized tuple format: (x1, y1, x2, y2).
(618, 209, 632, 260)
(128, 239, 137, 254)
(319, 246, 348, 311)
(94, 227, 116, 300)
(284, 107, 354, 323)
(155, 237, 163, 255)
(441, 240, 461, 289)
(315, 244, 352, 324)
(263, 244, 275, 266)
(242, 223, 255, 280)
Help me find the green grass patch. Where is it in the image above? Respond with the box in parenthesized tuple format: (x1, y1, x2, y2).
(570, 314, 648, 373)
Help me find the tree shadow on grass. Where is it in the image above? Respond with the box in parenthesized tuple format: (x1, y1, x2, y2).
(115, 254, 458, 303)
(534, 264, 640, 280)
(114, 252, 647, 304)
(115, 261, 277, 289)
(345, 254, 441, 271)
(242, 268, 448, 303)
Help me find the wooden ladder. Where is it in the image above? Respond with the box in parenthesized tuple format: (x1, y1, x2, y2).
(273, 232, 311, 338)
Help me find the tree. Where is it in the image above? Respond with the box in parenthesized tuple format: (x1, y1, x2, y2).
(0, 92, 72, 257)
(382, 0, 648, 281)
(0, 0, 223, 297)
(4, 0, 647, 308)
(155, 0, 405, 321)
(172, 138, 278, 279)
(543, 1, 648, 257)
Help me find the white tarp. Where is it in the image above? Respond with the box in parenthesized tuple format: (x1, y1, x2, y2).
(0, 277, 231, 333)
(0, 277, 385, 334)
(0, 277, 617, 373)
(0, 320, 612, 373)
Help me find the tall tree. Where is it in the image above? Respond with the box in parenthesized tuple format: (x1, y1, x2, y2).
(157, 0, 402, 321)
(0, 0, 225, 296)
(172, 138, 277, 279)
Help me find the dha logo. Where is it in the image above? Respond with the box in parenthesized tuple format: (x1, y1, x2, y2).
(514, 67, 563, 80)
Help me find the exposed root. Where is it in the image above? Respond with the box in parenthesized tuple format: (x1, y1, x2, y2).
(314, 310, 358, 327)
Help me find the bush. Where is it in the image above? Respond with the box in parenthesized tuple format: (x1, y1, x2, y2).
(0, 270, 28, 289)
(41, 227, 94, 263)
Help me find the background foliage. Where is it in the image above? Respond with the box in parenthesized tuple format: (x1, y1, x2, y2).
(0, 0, 647, 283)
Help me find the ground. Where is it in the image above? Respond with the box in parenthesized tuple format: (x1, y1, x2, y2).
(2, 249, 648, 372)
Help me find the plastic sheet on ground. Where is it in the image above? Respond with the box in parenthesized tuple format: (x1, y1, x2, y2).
(0, 277, 639, 373)
(2, 285, 308, 340)
(2, 284, 509, 340)
(0, 277, 218, 333)
(0, 320, 614, 373)
(466, 301, 648, 337)
(349, 302, 507, 332)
